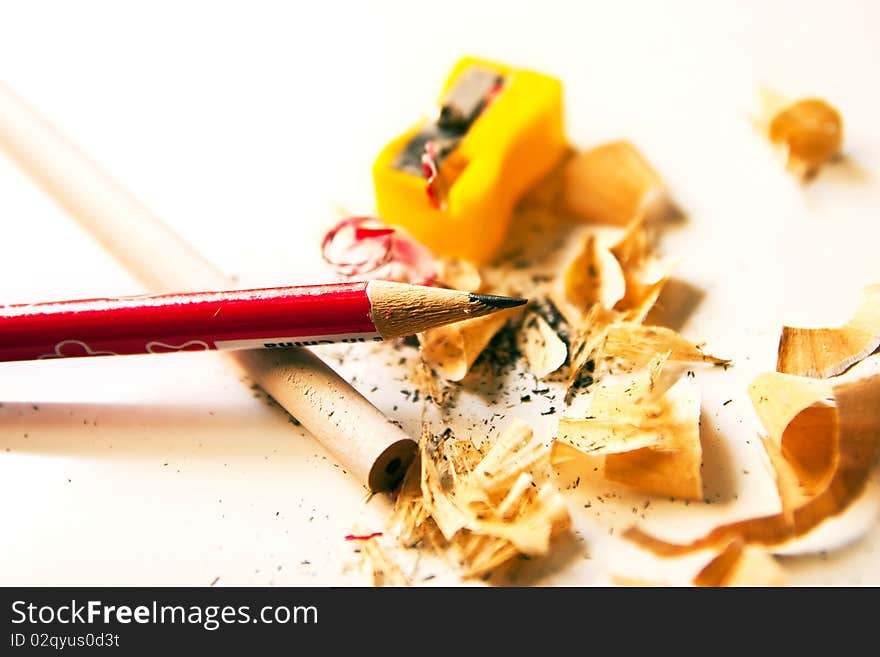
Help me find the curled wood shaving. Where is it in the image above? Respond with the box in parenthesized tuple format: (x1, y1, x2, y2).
(617, 278, 667, 325)
(551, 233, 626, 326)
(466, 419, 549, 504)
(562, 141, 669, 226)
(518, 310, 568, 379)
(768, 98, 843, 179)
(693, 541, 787, 587)
(754, 87, 844, 179)
(389, 452, 431, 548)
(389, 419, 570, 579)
(420, 433, 471, 540)
(608, 217, 650, 271)
(448, 200, 672, 389)
(565, 303, 618, 386)
(625, 370, 880, 556)
(321, 215, 437, 284)
(551, 219, 668, 328)
(603, 323, 729, 370)
(777, 284, 880, 378)
(554, 355, 704, 500)
(602, 378, 702, 500)
(609, 218, 671, 321)
(557, 353, 672, 456)
(748, 372, 835, 520)
(557, 218, 674, 387)
(418, 307, 522, 381)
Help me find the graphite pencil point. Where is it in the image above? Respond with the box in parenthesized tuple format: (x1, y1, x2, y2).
(468, 293, 528, 309)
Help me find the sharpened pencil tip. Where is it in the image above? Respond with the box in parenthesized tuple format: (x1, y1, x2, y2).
(468, 293, 528, 310)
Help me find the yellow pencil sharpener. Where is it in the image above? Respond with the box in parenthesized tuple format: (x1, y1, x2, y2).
(372, 57, 568, 264)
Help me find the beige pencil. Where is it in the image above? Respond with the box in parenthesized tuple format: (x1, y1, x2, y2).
(0, 81, 493, 491)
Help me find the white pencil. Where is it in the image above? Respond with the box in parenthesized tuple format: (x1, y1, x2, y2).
(0, 81, 416, 492)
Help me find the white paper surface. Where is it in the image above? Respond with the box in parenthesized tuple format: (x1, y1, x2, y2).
(1, 0, 878, 586)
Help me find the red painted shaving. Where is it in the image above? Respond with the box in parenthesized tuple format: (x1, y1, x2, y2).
(354, 226, 396, 240)
(421, 140, 442, 209)
(321, 216, 437, 285)
(485, 78, 504, 106)
(321, 216, 395, 278)
(345, 532, 383, 541)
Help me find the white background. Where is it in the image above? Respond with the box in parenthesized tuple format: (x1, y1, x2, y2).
(0, 0, 878, 585)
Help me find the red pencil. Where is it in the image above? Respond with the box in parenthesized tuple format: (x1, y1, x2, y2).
(0, 280, 525, 363)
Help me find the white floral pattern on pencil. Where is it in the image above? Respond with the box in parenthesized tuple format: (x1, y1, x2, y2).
(145, 340, 211, 354)
(38, 340, 118, 359)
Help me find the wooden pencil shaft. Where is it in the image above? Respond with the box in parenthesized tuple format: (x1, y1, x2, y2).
(0, 80, 416, 492)
(0, 280, 517, 363)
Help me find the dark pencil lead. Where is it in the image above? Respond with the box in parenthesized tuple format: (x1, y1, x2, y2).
(468, 293, 528, 309)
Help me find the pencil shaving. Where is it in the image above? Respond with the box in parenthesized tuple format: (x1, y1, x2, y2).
(321, 216, 437, 284)
(388, 453, 446, 552)
(693, 541, 787, 587)
(390, 419, 570, 579)
(748, 372, 835, 520)
(410, 153, 672, 388)
(518, 310, 568, 379)
(609, 219, 672, 321)
(552, 217, 673, 387)
(603, 323, 729, 370)
(554, 355, 704, 500)
(769, 98, 844, 180)
(562, 141, 670, 226)
(776, 284, 880, 378)
(564, 304, 617, 387)
(418, 307, 521, 381)
(753, 86, 845, 180)
(551, 233, 626, 326)
(556, 353, 674, 454)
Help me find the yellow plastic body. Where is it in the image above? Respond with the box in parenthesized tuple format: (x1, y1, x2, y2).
(373, 56, 567, 264)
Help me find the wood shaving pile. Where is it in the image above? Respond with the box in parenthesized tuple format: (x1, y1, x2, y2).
(349, 116, 879, 586)
(359, 141, 730, 582)
(411, 142, 729, 513)
(389, 418, 569, 579)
